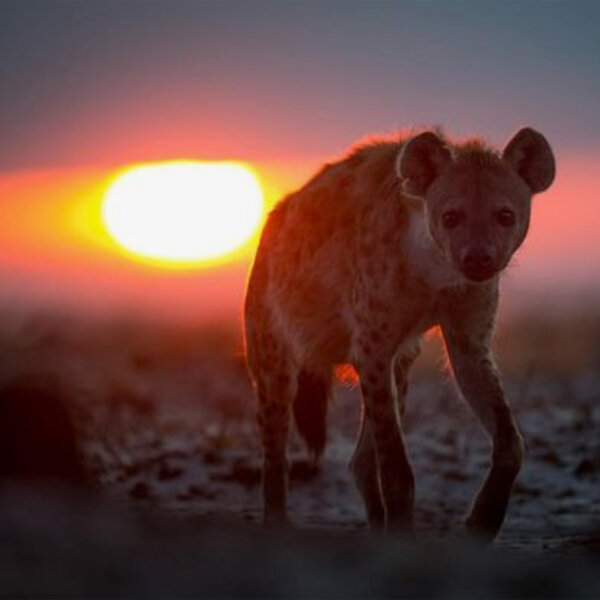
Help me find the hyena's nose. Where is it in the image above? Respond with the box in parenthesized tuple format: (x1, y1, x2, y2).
(461, 250, 495, 281)
(463, 251, 492, 270)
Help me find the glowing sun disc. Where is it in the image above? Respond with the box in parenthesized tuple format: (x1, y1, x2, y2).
(102, 161, 264, 264)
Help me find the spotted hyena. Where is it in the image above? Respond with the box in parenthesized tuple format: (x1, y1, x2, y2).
(244, 127, 555, 540)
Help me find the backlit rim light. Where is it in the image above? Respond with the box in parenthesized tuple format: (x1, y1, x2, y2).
(102, 161, 264, 266)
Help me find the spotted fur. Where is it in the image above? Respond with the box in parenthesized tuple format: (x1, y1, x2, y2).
(244, 127, 555, 538)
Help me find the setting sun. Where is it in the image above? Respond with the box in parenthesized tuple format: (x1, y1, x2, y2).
(102, 161, 265, 267)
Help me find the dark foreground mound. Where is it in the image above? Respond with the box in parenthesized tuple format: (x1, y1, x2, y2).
(0, 490, 599, 599)
(0, 377, 87, 487)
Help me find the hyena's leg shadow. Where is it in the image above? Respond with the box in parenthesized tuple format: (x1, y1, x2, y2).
(443, 327, 524, 542)
(350, 344, 420, 531)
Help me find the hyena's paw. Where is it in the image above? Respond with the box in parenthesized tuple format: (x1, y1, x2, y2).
(464, 497, 508, 543)
(263, 510, 292, 530)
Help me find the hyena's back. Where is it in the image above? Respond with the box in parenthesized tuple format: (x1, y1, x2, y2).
(245, 141, 402, 378)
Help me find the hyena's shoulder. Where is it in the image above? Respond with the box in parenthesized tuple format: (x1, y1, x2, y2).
(261, 138, 409, 246)
(252, 136, 437, 295)
(245, 139, 408, 316)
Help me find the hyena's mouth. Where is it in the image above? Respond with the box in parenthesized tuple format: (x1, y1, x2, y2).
(461, 264, 499, 282)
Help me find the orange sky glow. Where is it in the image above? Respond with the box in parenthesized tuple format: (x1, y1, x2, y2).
(0, 159, 312, 321)
(0, 153, 598, 323)
(2, 2, 599, 324)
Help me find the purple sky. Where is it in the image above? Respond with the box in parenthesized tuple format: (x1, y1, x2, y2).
(1, 1, 599, 170)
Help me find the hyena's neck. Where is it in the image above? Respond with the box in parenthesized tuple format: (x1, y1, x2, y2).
(402, 202, 467, 292)
(353, 190, 465, 303)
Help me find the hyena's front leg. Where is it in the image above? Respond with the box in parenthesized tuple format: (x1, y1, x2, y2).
(349, 415, 385, 531)
(355, 345, 415, 533)
(351, 346, 420, 531)
(443, 327, 524, 542)
(393, 343, 421, 417)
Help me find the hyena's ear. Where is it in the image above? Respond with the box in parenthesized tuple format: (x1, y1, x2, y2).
(396, 132, 452, 198)
(502, 128, 556, 193)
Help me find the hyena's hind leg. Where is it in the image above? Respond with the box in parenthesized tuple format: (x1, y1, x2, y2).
(252, 362, 298, 526)
(246, 316, 299, 527)
(293, 369, 330, 463)
(350, 344, 420, 531)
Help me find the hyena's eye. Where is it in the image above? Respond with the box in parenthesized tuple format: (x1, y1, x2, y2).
(441, 210, 463, 229)
(497, 208, 516, 227)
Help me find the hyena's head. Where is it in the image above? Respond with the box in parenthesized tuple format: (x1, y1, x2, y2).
(397, 128, 555, 282)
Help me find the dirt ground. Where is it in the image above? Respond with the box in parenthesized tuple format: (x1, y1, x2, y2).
(0, 309, 599, 598)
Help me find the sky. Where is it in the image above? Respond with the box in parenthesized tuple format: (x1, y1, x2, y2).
(2, 1, 599, 168)
(0, 1, 599, 320)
